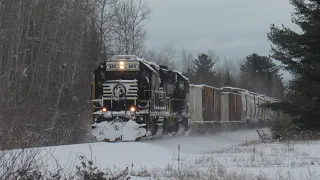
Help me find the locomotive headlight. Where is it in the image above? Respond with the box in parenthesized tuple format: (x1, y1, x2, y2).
(119, 61, 125, 70)
(130, 106, 136, 112)
(102, 107, 107, 112)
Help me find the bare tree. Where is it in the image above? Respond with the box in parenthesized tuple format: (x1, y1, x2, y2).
(0, 0, 155, 150)
(142, 42, 177, 68)
(205, 56, 243, 88)
(110, 0, 151, 56)
(181, 47, 194, 79)
(0, 0, 100, 150)
(207, 49, 220, 64)
(93, 0, 118, 61)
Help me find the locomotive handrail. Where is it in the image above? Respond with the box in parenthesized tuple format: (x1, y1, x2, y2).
(155, 90, 165, 94)
(169, 99, 187, 101)
(138, 100, 150, 102)
(92, 99, 102, 102)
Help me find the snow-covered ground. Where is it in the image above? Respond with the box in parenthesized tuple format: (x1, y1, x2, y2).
(168, 140, 320, 180)
(144, 128, 263, 154)
(42, 128, 264, 171)
(3, 128, 320, 179)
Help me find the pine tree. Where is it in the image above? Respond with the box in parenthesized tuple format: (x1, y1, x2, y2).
(193, 53, 216, 85)
(241, 53, 275, 78)
(240, 53, 280, 96)
(266, 0, 320, 130)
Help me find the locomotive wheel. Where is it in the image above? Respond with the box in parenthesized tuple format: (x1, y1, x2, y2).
(182, 117, 189, 132)
(162, 117, 168, 135)
(168, 124, 173, 134)
(172, 122, 179, 135)
(148, 122, 158, 136)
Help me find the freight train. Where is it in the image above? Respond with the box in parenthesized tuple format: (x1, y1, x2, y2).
(90, 55, 279, 142)
(188, 85, 279, 132)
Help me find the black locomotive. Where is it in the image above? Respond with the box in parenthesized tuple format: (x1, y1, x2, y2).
(91, 55, 189, 141)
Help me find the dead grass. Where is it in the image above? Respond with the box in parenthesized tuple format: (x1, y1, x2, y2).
(2, 139, 320, 180)
(141, 140, 320, 180)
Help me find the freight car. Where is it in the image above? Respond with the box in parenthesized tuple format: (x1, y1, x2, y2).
(90, 55, 279, 142)
(188, 85, 279, 132)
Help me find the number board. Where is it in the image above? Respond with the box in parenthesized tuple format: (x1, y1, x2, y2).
(105, 61, 139, 71)
(126, 63, 139, 70)
(106, 63, 118, 70)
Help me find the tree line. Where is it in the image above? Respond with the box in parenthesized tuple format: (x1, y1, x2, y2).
(178, 49, 285, 100)
(1, 0, 318, 150)
(0, 0, 152, 150)
(144, 44, 286, 100)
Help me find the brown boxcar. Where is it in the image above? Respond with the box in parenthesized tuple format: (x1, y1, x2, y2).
(213, 88, 221, 122)
(221, 87, 245, 123)
(236, 93, 243, 122)
(229, 93, 237, 122)
(202, 86, 214, 122)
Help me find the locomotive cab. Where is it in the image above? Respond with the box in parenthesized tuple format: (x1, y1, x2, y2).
(91, 55, 157, 123)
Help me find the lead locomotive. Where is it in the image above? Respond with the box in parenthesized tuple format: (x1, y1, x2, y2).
(91, 55, 189, 141)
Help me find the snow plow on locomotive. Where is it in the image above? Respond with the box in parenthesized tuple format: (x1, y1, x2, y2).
(90, 55, 190, 142)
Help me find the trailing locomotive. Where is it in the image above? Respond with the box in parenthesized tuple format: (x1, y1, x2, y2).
(91, 55, 190, 141)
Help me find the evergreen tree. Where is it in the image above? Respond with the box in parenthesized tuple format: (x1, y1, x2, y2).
(193, 53, 216, 85)
(266, 0, 320, 130)
(241, 53, 275, 78)
(240, 53, 280, 96)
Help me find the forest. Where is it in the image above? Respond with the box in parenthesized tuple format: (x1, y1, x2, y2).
(0, 0, 318, 150)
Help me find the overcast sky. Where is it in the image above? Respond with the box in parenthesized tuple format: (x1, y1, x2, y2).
(144, 0, 300, 81)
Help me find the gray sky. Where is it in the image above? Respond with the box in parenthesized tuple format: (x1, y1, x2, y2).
(144, 0, 299, 81)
